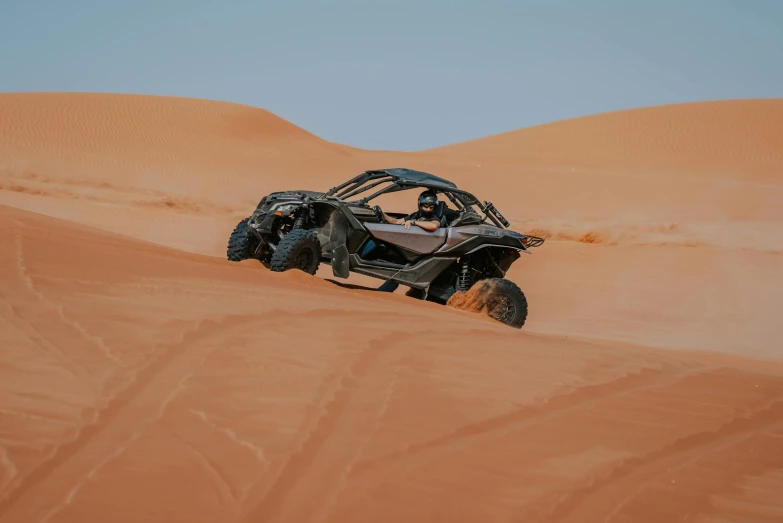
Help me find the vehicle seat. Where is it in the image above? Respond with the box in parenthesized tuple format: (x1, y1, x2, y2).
(435, 201, 461, 226)
(434, 201, 446, 220)
(434, 200, 459, 227)
(448, 208, 482, 227)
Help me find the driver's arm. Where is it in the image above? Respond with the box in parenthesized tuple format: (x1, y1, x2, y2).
(382, 212, 404, 225)
(372, 206, 404, 225)
(375, 207, 439, 230)
(405, 218, 440, 231)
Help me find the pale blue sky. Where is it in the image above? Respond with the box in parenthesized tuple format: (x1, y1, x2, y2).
(2, 0, 782, 150)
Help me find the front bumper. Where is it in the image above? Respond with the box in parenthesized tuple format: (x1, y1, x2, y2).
(249, 212, 278, 235)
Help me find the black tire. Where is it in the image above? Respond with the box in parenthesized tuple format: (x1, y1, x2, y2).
(227, 218, 259, 261)
(479, 277, 529, 328)
(270, 229, 321, 274)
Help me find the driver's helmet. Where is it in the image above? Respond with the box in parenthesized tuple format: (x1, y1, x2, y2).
(417, 190, 439, 219)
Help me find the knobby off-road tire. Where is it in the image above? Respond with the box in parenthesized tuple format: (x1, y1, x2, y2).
(481, 277, 529, 328)
(226, 218, 259, 261)
(270, 229, 321, 274)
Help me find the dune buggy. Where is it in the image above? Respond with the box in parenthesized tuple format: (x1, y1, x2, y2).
(226, 168, 544, 328)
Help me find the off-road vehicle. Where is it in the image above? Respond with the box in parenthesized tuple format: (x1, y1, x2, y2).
(226, 168, 544, 328)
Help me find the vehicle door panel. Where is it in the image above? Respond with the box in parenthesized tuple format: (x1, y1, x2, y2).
(363, 223, 447, 254)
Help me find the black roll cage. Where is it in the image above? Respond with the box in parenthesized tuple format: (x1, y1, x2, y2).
(321, 170, 511, 229)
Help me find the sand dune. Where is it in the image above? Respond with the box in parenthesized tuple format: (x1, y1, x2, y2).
(423, 99, 783, 181)
(0, 93, 365, 255)
(1, 92, 783, 521)
(2, 94, 780, 252)
(2, 205, 782, 523)
(410, 100, 783, 258)
(0, 92, 353, 169)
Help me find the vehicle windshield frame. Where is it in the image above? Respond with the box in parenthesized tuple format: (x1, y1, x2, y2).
(323, 170, 506, 228)
(352, 183, 506, 228)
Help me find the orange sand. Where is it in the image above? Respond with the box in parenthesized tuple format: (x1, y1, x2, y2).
(1, 93, 782, 522)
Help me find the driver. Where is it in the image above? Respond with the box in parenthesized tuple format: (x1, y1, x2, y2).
(374, 190, 443, 231)
(365, 190, 443, 293)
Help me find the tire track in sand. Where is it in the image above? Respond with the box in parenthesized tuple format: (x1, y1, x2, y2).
(7, 224, 125, 373)
(522, 398, 783, 523)
(0, 314, 258, 523)
(240, 330, 417, 523)
(348, 362, 703, 482)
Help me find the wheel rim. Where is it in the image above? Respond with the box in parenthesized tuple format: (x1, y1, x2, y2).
(489, 295, 516, 324)
(295, 248, 314, 271)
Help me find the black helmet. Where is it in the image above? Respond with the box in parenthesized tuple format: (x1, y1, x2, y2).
(418, 190, 438, 218)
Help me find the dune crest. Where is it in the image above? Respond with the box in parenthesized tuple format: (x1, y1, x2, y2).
(423, 99, 783, 181)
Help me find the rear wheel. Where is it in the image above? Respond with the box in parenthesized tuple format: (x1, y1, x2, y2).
(270, 229, 321, 274)
(227, 218, 259, 261)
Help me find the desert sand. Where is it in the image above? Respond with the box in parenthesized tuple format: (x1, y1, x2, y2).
(1, 93, 782, 522)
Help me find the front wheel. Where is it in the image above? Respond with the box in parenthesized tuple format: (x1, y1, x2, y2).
(227, 218, 259, 261)
(448, 278, 528, 328)
(270, 229, 321, 274)
(482, 278, 528, 328)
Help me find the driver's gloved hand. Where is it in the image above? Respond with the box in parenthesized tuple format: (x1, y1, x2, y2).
(372, 205, 385, 223)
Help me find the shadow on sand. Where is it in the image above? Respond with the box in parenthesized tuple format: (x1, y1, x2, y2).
(323, 279, 380, 292)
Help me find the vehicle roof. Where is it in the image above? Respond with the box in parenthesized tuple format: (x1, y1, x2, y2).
(366, 168, 458, 190)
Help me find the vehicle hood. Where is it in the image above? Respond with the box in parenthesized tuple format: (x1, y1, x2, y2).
(255, 190, 324, 210)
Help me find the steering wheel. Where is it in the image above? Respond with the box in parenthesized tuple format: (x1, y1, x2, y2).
(372, 205, 385, 223)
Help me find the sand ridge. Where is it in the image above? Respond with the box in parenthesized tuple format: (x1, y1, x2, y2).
(423, 99, 783, 181)
(2, 205, 783, 523)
